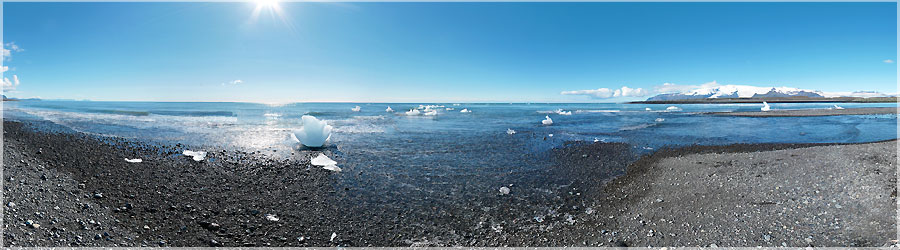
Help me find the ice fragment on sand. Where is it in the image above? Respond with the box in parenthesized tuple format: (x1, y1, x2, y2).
(459, 108, 472, 113)
(499, 186, 510, 195)
(183, 150, 206, 161)
(294, 115, 333, 147)
(405, 109, 421, 116)
(760, 102, 771, 111)
(265, 214, 279, 222)
(506, 128, 516, 135)
(666, 106, 682, 111)
(351, 106, 361, 112)
(124, 158, 143, 163)
(311, 153, 341, 172)
(385, 106, 394, 112)
(542, 115, 553, 125)
(330, 232, 337, 242)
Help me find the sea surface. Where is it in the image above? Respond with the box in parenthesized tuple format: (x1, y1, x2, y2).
(4, 100, 898, 226)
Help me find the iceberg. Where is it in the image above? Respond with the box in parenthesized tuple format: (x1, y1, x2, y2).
(460, 108, 472, 113)
(405, 109, 421, 116)
(666, 106, 682, 111)
(555, 109, 572, 115)
(351, 106, 361, 112)
(833, 104, 844, 110)
(124, 158, 142, 163)
(542, 115, 553, 125)
(183, 150, 207, 161)
(294, 115, 333, 148)
(311, 153, 341, 172)
(761, 102, 771, 111)
(385, 106, 394, 112)
(506, 128, 516, 135)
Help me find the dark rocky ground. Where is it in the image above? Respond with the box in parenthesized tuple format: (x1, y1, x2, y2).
(2, 120, 897, 247)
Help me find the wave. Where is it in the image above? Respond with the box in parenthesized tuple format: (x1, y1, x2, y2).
(619, 123, 657, 131)
(151, 110, 235, 117)
(575, 110, 621, 113)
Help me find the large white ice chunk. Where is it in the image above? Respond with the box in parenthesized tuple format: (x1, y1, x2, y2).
(183, 150, 207, 161)
(311, 153, 342, 172)
(405, 109, 421, 116)
(760, 102, 771, 111)
(460, 109, 472, 113)
(386, 106, 394, 112)
(542, 115, 553, 125)
(294, 115, 333, 148)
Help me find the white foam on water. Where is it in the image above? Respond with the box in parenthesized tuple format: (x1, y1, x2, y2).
(574, 110, 621, 113)
(619, 123, 657, 131)
(666, 106, 682, 112)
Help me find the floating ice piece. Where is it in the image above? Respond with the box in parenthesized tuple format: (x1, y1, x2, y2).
(460, 108, 472, 113)
(548, 134, 553, 137)
(294, 115, 333, 148)
(424, 110, 438, 116)
(351, 106, 361, 112)
(761, 102, 771, 111)
(593, 138, 600, 143)
(666, 106, 682, 111)
(555, 109, 572, 115)
(405, 109, 421, 116)
(264, 113, 281, 118)
(499, 186, 510, 195)
(385, 106, 394, 112)
(833, 104, 844, 110)
(645, 107, 652, 111)
(446, 108, 454, 111)
(655, 118, 665, 122)
(311, 153, 342, 172)
(453, 103, 461, 106)
(124, 158, 143, 163)
(183, 150, 207, 161)
(265, 214, 279, 222)
(330, 232, 337, 242)
(507, 128, 516, 135)
(542, 115, 553, 125)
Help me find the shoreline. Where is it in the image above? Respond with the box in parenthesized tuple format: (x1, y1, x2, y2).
(3, 120, 896, 247)
(706, 107, 897, 117)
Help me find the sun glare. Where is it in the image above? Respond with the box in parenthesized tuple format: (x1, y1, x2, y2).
(255, 0, 278, 9)
(249, 0, 294, 31)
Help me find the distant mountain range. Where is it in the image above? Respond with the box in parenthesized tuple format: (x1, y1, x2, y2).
(646, 85, 895, 102)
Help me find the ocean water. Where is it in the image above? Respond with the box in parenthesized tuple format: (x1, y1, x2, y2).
(4, 100, 898, 227)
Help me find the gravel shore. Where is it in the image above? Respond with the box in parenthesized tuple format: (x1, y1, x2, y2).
(708, 107, 897, 117)
(3, 120, 896, 247)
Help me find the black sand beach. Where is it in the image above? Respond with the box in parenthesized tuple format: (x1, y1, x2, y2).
(3, 120, 897, 247)
(709, 107, 897, 117)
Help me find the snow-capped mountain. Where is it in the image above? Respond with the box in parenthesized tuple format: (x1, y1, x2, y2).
(647, 85, 825, 101)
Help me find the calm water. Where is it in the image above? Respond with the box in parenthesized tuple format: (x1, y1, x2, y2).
(4, 100, 898, 225)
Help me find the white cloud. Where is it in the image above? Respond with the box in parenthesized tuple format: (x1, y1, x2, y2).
(3, 75, 20, 91)
(222, 79, 243, 86)
(884, 59, 895, 64)
(3, 42, 23, 61)
(1, 66, 7, 73)
(561, 86, 648, 99)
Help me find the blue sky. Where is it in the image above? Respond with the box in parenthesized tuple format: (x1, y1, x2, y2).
(2, 2, 897, 102)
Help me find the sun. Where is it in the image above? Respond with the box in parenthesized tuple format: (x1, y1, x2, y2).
(255, 0, 279, 9)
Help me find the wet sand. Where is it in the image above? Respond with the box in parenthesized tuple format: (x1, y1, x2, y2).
(708, 107, 897, 117)
(3, 120, 897, 247)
